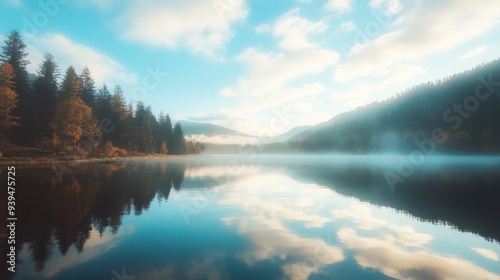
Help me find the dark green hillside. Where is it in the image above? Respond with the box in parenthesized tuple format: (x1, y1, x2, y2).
(291, 59, 500, 154)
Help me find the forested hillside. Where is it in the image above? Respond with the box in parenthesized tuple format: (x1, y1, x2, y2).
(0, 30, 202, 158)
(289, 59, 500, 154)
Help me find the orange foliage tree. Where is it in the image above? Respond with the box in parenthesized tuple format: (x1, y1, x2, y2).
(0, 62, 19, 150)
(51, 66, 99, 152)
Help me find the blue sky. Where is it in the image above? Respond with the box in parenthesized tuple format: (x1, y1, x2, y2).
(1, 0, 499, 137)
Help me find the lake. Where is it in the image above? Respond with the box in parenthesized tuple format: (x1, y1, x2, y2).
(3, 155, 500, 280)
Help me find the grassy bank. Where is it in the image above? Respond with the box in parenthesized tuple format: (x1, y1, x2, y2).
(0, 146, 186, 166)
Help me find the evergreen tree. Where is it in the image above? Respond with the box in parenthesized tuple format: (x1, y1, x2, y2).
(1, 30, 35, 143)
(33, 53, 59, 138)
(109, 85, 127, 147)
(164, 114, 173, 149)
(171, 122, 186, 155)
(79, 66, 96, 109)
(157, 112, 173, 153)
(95, 84, 111, 116)
(60, 66, 79, 99)
(133, 102, 156, 153)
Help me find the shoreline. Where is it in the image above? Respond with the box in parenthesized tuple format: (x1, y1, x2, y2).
(0, 154, 189, 166)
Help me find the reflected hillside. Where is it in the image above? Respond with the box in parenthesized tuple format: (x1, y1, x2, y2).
(282, 156, 500, 243)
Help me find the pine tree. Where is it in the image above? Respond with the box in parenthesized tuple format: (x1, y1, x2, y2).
(133, 102, 156, 153)
(0, 62, 19, 150)
(95, 83, 112, 119)
(79, 66, 96, 109)
(171, 122, 186, 155)
(60, 66, 79, 99)
(109, 85, 127, 147)
(164, 114, 173, 149)
(33, 53, 59, 138)
(1, 30, 35, 143)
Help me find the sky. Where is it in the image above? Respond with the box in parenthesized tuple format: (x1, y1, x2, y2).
(0, 0, 499, 137)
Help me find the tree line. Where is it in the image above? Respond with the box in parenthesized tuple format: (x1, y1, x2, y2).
(275, 58, 500, 154)
(0, 30, 202, 157)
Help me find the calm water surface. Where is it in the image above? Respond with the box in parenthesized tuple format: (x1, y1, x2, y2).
(3, 155, 500, 280)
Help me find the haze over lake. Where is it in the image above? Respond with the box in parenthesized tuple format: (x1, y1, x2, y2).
(7, 155, 500, 280)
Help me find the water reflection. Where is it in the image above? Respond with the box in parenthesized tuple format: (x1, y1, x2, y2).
(2, 155, 499, 279)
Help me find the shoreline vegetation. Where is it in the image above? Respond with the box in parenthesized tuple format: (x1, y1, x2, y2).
(0, 145, 190, 166)
(0, 30, 204, 161)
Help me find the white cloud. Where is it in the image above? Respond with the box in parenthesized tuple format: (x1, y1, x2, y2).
(272, 8, 328, 51)
(218, 173, 344, 280)
(369, 0, 403, 14)
(340, 21, 356, 32)
(334, 202, 433, 247)
(331, 64, 424, 110)
(233, 48, 338, 97)
(338, 228, 500, 280)
(254, 23, 271, 34)
(335, 0, 500, 82)
(471, 247, 499, 261)
(325, 0, 353, 13)
(334, 200, 500, 280)
(459, 46, 490, 60)
(115, 0, 248, 59)
(207, 40, 338, 135)
(287, 102, 314, 113)
(25, 33, 137, 85)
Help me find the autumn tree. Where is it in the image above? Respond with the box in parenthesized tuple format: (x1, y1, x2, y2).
(51, 66, 98, 152)
(1, 30, 35, 143)
(0, 62, 19, 150)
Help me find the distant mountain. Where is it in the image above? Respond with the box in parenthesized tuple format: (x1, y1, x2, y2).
(290, 59, 500, 154)
(179, 121, 314, 145)
(179, 121, 260, 145)
(179, 120, 246, 136)
(267, 125, 313, 143)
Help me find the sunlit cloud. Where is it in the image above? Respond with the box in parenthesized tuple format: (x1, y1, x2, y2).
(369, 0, 403, 15)
(114, 0, 248, 59)
(471, 247, 500, 261)
(216, 173, 344, 279)
(24, 33, 137, 85)
(338, 227, 500, 280)
(459, 46, 491, 60)
(335, 0, 500, 82)
(324, 0, 352, 13)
